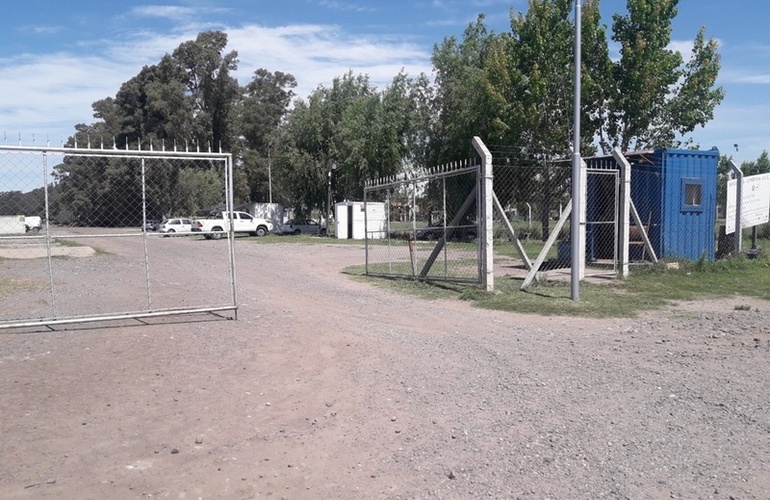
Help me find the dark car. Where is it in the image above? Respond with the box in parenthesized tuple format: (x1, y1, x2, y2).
(143, 219, 161, 231)
(281, 219, 327, 236)
(415, 224, 476, 242)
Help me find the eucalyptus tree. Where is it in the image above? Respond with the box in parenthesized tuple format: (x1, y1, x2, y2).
(237, 68, 297, 203)
(171, 31, 240, 151)
(55, 31, 242, 225)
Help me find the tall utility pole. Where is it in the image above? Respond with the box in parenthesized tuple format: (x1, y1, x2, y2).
(570, 0, 582, 301)
(327, 163, 336, 237)
(267, 142, 273, 204)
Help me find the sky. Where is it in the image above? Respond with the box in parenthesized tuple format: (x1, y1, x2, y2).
(1, 0, 769, 166)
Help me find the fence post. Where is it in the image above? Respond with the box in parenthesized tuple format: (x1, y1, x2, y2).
(729, 160, 743, 254)
(472, 137, 494, 291)
(612, 148, 631, 277)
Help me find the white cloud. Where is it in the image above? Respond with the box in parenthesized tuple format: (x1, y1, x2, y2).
(317, 1, 376, 13)
(24, 25, 63, 36)
(128, 5, 231, 21)
(0, 22, 433, 144)
(669, 39, 694, 57)
(229, 24, 431, 97)
(733, 75, 770, 84)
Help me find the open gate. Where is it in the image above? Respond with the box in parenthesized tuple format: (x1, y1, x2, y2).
(0, 144, 238, 330)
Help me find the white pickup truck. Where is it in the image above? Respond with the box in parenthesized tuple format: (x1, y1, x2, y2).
(192, 211, 273, 239)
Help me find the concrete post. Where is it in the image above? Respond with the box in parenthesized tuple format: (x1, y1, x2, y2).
(472, 137, 494, 291)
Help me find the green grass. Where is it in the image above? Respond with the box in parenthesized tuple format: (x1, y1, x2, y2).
(249, 234, 770, 317)
(346, 251, 770, 318)
(243, 233, 366, 245)
(5, 231, 767, 318)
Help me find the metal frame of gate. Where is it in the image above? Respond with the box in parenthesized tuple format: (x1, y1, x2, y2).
(0, 144, 237, 330)
(363, 160, 483, 285)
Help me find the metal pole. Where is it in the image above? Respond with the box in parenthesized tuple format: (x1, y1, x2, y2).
(570, 0, 582, 301)
(327, 166, 332, 237)
(268, 144, 273, 204)
(225, 154, 239, 319)
(729, 160, 743, 254)
(326, 163, 337, 237)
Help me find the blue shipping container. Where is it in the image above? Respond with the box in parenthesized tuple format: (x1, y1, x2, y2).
(586, 148, 719, 261)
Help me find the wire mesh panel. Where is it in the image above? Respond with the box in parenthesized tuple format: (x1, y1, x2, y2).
(489, 150, 623, 286)
(585, 169, 619, 266)
(0, 145, 236, 329)
(490, 156, 575, 283)
(364, 162, 481, 284)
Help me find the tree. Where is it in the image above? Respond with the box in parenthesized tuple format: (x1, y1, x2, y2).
(171, 31, 240, 151)
(429, 16, 498, 166)
(601, 0, 724, 152)
(238, 69, 297, 203)
(276, 71, 427, 217)
(55, 31, 244, 225)
(741, 150, 770, 176)
(478, 1, 607, 238)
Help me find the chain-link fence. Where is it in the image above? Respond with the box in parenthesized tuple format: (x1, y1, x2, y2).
(364, 162, 481, 284)
(488, 146, 765, 288)
(489, 146, 620, 282)
(0, 144, 237, 329)
(361, 140, 768, 292)
(723, 159, 770, 258)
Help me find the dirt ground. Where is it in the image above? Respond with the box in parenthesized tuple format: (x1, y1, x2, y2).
(1, 236, 769, 499)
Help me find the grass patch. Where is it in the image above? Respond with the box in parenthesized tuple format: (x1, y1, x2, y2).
(244, 234, 365, 246)
(346, 253, 770, 318)
(244, 234, 770, 317)
(53, 238, 110, 256)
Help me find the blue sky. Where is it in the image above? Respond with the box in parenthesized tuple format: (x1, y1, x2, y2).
(1, 0, 768, 165)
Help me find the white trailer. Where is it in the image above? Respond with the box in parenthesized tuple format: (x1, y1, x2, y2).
(0, 215, 32, 235)
(334, 201, 386, 239)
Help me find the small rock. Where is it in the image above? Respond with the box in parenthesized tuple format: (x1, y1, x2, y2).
(171, 448, 180, 454)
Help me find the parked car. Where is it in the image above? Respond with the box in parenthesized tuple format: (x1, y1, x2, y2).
(192, 211, 272, 239)
(24, 216, 42, 233)
(281, 219, 327, 236)
(415, 224, 477, 242)
(143, 219, 161, 231)
(159, 218, 193, 235)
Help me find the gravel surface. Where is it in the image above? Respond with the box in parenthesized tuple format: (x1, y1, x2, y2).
(0, 236, 769, 499)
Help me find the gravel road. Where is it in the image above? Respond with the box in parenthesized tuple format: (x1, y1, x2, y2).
(1, 236, 768, 499)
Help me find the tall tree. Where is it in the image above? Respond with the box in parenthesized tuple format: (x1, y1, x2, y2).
(276, 71, 429, 216)
(276, 72, 378, 217)
(478, 1, 608, 238)
(430, 16, 498, 166)
(601, 0, 724, 151)
(172, 31, 240, 151)
(238, 69, 297, 203)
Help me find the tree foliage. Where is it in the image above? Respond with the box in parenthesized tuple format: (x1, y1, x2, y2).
(274, 71, 428, 217)
(45, 1, 725, 226)
(601, 0, 724, 151)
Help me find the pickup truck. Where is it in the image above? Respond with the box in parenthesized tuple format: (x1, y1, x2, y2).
(192, 211, 273, 239)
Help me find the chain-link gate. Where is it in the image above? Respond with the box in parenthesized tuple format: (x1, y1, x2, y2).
(0, 144, 237, 329)
(364, 161, 482, 284)
(585, 169, 619, 269)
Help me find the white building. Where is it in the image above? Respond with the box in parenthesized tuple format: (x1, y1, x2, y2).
(334, 201, 386, 239)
